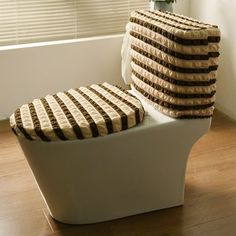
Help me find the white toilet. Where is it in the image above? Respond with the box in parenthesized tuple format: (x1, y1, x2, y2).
(17, 92, 211, 224)
(11, 10, 220, 224)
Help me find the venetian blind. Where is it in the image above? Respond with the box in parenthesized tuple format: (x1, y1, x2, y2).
(0, 0, 149, 46)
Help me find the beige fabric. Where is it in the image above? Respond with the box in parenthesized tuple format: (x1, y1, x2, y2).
(131, 10, 220, 40)
(128, 22, 220, 55)
(131, 85, 215, 118)
(130, 35, 219, 68)
(10, 83, 145, 141)
(121, 29, 133, 85)
(131, 49, 217, 81)
(123, 10, 221, 119)
(131, 62, 216, 94)
(132, 74, 215, 106)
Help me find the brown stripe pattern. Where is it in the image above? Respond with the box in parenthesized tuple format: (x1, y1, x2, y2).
(14, 108, 33, 141)
(64, 91, 99, 138)
(10, 83, 145, 141)
(87, 87, 129, 130)
(130, 31, 219, 60)
(132, 70, 216, 99)
(147, 10, 208, 30)
(127, 10, 220, 119)
(132, 45, 218, 73)
(131, 11, 220, 44)
(75, 88, 114, 134)
(133, 83, 214, 111)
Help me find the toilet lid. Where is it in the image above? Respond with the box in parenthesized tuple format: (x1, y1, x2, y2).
(10, 83, 145, 141)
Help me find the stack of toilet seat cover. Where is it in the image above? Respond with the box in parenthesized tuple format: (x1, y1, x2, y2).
(10, 83, 145, 141)
(122, 10, 221, 118)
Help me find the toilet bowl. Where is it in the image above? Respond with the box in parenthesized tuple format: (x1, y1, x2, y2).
(17, 92, 211, 224)
(11, 10, 219, 225)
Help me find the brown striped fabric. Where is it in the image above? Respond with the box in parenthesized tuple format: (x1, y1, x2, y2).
(127, 10, 221, 119)
(10, 83, 145, 141)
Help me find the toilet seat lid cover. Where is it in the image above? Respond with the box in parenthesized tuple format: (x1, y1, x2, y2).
(10, 82, 144, 142)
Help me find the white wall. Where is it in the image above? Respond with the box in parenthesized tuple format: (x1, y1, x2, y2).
(0, 1, 190, 120)
(174, 0, 190, 16)
(190, 0, 236, 120)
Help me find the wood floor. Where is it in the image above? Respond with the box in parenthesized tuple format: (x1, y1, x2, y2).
(1, 110, 236, 236)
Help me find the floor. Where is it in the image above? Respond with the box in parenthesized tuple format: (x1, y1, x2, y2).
(0, 110, 236, 236)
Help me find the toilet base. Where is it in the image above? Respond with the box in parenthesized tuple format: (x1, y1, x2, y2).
(18, 100, 211, 224)
(50, 202, 184, 225)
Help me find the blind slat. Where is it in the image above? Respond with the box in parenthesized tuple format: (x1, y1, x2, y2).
(0, 0, 149, 46)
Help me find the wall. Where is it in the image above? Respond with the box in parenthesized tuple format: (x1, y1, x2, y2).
(174, 0, 190, 16)
(0, 1, 190, 119)
(0, 36, 124, 119)
(190, 0, 236, 120)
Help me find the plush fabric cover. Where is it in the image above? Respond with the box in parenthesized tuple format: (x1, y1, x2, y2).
(122, 10, 220, 118)
(10, 83, 144, 141)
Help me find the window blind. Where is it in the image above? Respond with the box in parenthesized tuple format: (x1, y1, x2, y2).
(0, 0, 149, 46)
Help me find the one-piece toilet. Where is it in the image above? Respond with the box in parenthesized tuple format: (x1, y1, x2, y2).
(10, 10, 220, 224)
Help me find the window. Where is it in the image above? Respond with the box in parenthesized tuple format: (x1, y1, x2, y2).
(0, 0, 149, 46)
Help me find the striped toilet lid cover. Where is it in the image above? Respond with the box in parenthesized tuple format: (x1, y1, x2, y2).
(10, 83, 145, 141)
